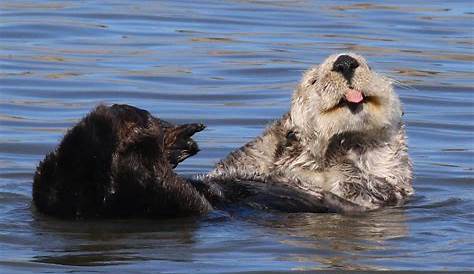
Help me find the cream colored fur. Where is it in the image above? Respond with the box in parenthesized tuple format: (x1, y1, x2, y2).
(207, 53, 413, 210)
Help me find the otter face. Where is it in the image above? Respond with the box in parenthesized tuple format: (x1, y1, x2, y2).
(291, 53, 402, 138)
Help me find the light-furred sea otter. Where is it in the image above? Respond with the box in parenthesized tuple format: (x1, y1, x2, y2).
(32, 53, 413, 218)
(206, 53, 413, 210)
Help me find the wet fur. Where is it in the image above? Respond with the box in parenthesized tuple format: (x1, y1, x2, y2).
(207, 53, 413, 210)
(33, 53, 413, 218)
(33, 104, 211, 218)
(33, 104, 366, 218)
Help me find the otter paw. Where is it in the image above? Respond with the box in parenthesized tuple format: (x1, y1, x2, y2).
(164, 123, 206, 168)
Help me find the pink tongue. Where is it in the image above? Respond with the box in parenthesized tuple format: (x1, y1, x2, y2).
(345, 89, 364, 103)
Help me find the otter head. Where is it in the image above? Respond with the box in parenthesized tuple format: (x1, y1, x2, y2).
(290, 53, 402, 141)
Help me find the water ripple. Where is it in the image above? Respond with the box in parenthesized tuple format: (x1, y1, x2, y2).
(0, 0, 473, 271)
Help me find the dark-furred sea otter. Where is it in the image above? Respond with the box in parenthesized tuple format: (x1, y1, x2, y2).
(33, 53, 413, 218)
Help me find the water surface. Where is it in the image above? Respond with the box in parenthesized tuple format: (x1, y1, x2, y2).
(0, 0, 473, 272)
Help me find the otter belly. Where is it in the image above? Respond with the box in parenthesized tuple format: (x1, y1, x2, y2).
(323, 144, 413, 209)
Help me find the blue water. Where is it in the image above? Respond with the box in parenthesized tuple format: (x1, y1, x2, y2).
(0, 0, 473, 272)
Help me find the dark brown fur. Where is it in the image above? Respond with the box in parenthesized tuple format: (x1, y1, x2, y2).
(33, 104, 369, 219)
(33, 104, 211, 218)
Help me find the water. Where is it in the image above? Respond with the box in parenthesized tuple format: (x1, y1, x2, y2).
(1, 0, 473, 272)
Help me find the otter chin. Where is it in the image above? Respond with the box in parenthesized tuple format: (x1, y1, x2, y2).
(208, 52, 413, 210)
(33, 53, 413, 219)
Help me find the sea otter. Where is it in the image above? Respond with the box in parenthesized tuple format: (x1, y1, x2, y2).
(32, 53, 413, 218)
(206, 53, 413, 210)
(33, 104, 212, 218)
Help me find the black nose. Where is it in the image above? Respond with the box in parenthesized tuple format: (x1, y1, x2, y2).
(332, 55, 359, 82)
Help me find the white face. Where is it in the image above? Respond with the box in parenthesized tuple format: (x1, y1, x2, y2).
(290, 53, 402, 138)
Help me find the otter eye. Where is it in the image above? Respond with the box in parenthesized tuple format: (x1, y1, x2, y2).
(310, 79, 317, 85)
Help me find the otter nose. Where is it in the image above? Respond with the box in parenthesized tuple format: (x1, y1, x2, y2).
(332, 55, 359, 81)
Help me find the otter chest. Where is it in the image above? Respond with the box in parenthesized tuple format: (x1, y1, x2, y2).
(341, 144, 399, 180)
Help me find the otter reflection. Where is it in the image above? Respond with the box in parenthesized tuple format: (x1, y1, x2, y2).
(30, 212, 204, 266)
(258, 208, 410, 270)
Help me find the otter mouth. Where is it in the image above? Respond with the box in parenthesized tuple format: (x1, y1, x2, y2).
(324, 88, 379, 114)
(342, 88, 365, 113)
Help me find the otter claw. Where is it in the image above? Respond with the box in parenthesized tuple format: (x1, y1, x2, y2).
(176, 123, 206, 138)
(164, 123, 206, 168)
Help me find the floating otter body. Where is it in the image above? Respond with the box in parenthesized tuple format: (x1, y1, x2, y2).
(207, 53, 413, 210)
(33, 104, 211, 218)
(33, 53, 413, 218)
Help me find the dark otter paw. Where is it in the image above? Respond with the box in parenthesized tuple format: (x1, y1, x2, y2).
(164, 123, 206, 168)
(118, 127, 165, 159)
